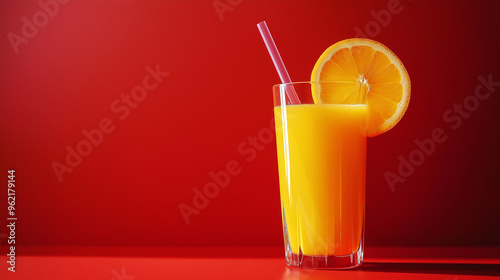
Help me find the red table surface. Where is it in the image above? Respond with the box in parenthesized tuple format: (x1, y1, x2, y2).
(1, 246, 499, 279)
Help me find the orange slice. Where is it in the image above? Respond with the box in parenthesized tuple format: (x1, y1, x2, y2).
(311, 38, 410, 136)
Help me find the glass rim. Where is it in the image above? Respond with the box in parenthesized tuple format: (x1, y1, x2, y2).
(272, 81, 367, 106)
(272, 81, 345, 88)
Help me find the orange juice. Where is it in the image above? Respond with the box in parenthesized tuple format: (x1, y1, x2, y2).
(274, 104, 366, 256)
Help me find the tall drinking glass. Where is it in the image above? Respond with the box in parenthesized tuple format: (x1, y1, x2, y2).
(273, 82, 367, 269)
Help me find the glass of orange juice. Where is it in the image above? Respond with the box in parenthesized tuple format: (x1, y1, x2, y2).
(273, 81, 367, 269)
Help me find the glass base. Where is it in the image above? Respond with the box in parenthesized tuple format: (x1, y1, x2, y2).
(282, 209, 364, 269)
(284, 247, 363, 269)
(280, 205, 365, 269)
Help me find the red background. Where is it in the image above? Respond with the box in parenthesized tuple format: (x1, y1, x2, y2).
(0, 0, 499, 250)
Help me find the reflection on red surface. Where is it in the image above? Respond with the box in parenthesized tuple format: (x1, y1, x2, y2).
(0, 246, 499, 279)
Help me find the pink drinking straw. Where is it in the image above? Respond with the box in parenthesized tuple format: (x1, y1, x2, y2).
(257, 21, 301, 105)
